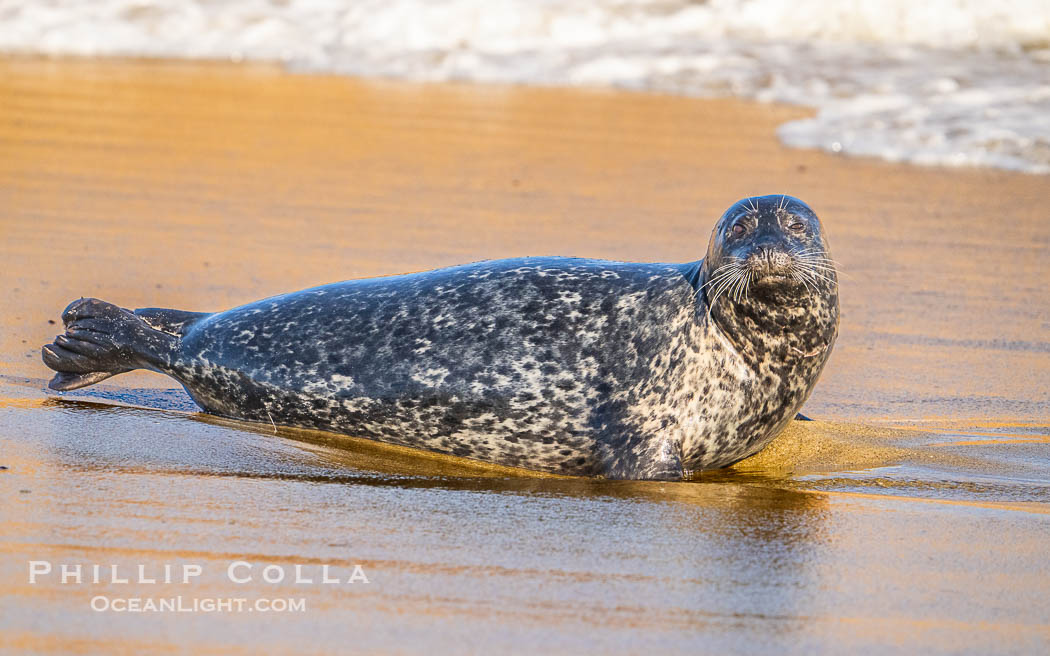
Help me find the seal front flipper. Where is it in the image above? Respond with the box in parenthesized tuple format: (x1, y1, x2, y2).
(42, 297, 181, 391)
(597, 435, 686, 481)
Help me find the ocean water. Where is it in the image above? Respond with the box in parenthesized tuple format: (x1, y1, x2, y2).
(2, 0, 1049, 173)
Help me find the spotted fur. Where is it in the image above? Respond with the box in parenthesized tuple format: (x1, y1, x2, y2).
(42, 195, 839, 480)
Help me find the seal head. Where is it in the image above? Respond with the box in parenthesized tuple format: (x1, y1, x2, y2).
(702, 194, 835, 308)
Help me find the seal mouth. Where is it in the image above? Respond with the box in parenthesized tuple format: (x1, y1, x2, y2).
(703, 247, 837, 307)
(753, 270, 793, 282)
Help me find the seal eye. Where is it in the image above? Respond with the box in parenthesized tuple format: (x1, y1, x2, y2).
(731, 223, 747, 237)
(788, 222, 805, 232)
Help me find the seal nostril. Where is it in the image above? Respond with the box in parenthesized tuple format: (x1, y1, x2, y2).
(760, 247, 776, 270)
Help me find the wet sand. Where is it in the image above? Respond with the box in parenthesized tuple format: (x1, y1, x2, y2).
(1, 57, 1049, 653)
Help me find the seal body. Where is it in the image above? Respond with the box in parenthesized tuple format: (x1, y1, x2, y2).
(42, 195, 839, 479)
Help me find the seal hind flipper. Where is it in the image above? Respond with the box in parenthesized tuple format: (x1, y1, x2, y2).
(134, 307, 211, 336)
(42, 298, 180, 391)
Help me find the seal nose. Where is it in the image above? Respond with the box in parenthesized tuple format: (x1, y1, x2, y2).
(750, 246, 791, 276)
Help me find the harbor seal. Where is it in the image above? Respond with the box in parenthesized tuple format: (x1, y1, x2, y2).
(41, 195, 838, 479)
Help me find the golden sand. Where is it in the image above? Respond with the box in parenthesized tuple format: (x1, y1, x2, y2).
(1, 57, 1049, 653)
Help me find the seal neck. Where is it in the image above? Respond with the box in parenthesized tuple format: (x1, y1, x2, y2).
(680, 260, 705, 290)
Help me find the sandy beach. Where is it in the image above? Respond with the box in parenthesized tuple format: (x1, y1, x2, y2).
(1, 57, 1049, 654)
